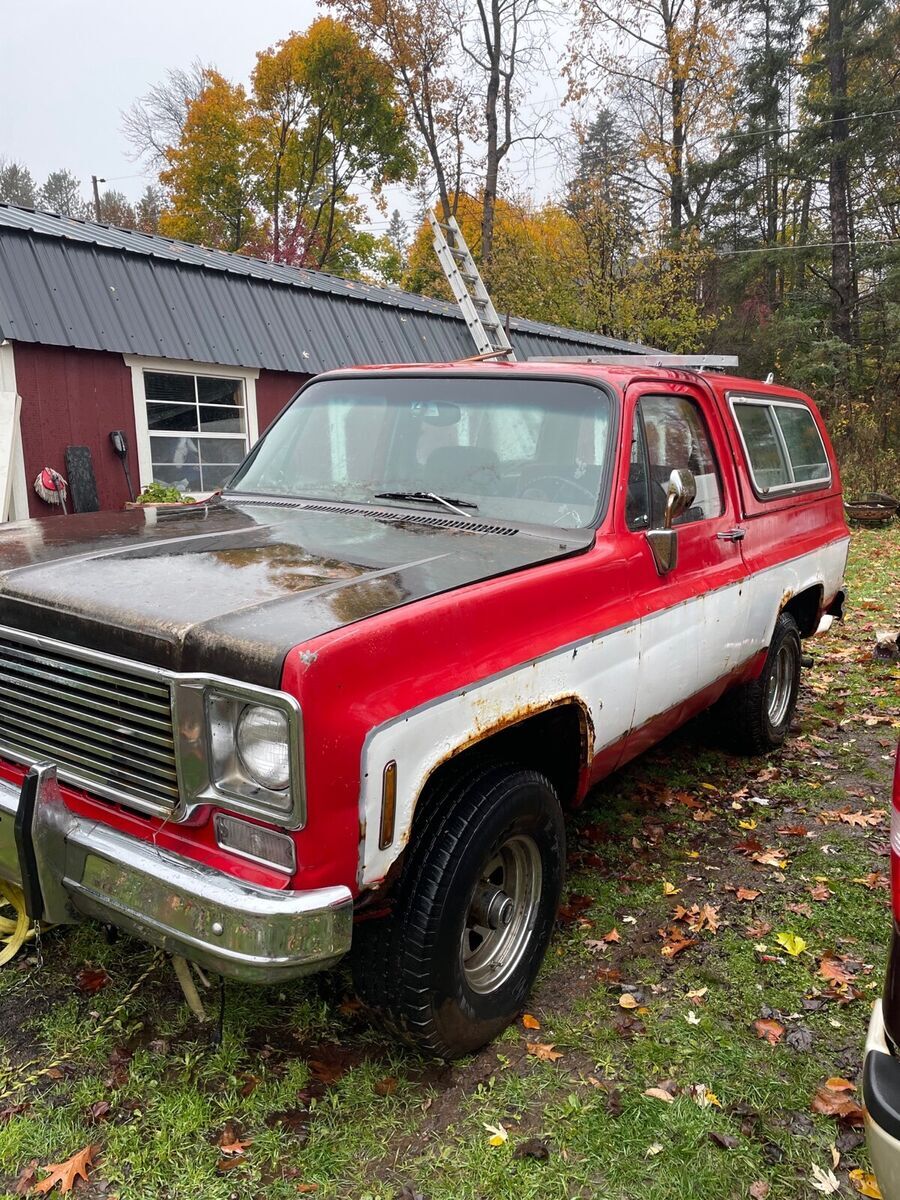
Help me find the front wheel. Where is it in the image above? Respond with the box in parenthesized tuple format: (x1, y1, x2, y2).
(719, 611, 802, 754)
(352, 764, 565, 1058)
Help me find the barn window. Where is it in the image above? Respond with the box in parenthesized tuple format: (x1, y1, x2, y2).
(126, 358, 260, 498)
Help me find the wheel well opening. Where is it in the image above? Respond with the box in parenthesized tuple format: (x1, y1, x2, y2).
(417, 702, 589, 823)
(783, 586, 824, 638)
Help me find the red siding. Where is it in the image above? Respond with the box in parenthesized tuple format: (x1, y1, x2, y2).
(13, 344, 137, 518)
(256, 368, 311, 433)
(13, 347, 314, 518)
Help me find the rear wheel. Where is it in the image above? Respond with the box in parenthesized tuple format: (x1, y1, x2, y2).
(352, 763, 565, 1058)
(719, 612, 802, 754)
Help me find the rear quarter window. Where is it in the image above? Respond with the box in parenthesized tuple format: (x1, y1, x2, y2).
(732, 398, 830, 496)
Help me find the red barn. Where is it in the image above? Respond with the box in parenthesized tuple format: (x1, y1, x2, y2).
(0, 205, 651, 521)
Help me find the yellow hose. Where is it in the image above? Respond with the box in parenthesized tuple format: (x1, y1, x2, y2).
(0, 880, 34, 967)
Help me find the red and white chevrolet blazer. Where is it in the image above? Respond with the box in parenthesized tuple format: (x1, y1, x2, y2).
(0, 362, 848, 1055)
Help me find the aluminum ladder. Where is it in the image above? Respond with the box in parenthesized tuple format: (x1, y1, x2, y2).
(427, 212, 516, 360)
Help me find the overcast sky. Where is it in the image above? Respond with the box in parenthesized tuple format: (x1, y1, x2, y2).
(1, 0, 572, 230)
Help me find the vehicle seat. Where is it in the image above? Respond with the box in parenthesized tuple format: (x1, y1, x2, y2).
(424, 445, 501, 494)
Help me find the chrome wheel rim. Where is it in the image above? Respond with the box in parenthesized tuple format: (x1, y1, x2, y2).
(461, 835, 543, 995)
(766, 641, 795, 727)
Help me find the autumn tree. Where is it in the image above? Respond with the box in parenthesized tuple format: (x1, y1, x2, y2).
(159, 71, 259, 251)
(568, 0, 738, 241)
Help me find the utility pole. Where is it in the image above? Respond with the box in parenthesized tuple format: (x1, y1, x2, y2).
(91, 175, 105, 222)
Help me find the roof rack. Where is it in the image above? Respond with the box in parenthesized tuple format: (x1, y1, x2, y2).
(527, 353, 739, 371)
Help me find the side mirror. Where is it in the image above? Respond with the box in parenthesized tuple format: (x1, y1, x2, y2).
(663, 468, 697, 529)
(646, 468, 696, 575)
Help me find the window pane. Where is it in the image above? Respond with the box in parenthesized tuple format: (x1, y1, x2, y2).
(201, 462, 239, 490)
(199, 405, 245, 434)
(198, 377, 243, 406)
(199, 437, 246, 466)
(150, 435, 199, 465)
(145, 372, 194, 403)
(639, 396, 723, 524)
(626, 410, 650, 529)
(734, 403, 791, 490)
(152, 464, 202, 491)
(775, 406, 829, 483)
(147, 402, 198, 432)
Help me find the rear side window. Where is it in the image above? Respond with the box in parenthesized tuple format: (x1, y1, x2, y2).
(732, 399, 830, 495)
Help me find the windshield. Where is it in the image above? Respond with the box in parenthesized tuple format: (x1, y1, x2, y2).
(228, 376, 613, 529)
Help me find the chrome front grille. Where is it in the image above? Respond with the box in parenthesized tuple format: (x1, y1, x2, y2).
(0, 632, 179, 812)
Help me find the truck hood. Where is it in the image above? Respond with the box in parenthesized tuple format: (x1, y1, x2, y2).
(0, 499, 591, 687)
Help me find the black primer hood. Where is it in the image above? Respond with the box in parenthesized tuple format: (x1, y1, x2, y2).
(0, 499, 591, 687)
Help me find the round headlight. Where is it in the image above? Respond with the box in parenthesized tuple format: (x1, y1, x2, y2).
(236, 705, 291, 791)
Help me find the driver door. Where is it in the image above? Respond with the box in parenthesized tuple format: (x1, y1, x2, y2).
(620, 384, 750, 755)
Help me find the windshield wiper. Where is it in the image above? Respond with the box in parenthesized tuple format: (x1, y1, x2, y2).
(374, 491, 479, 517)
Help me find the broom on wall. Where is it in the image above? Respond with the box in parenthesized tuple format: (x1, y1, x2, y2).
(33, 467, 68, 514)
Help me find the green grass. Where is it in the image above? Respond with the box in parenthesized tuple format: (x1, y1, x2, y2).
(0, 524, 898, 1199)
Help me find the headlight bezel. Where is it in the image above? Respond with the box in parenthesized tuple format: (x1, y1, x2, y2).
(172, 676, 304, 829)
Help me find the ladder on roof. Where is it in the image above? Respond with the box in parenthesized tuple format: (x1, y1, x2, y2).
(427, 212, 516, 361)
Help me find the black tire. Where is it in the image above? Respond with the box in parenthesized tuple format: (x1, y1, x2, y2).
(351, 763, 565, 1059)
(719, 612, 802, 754)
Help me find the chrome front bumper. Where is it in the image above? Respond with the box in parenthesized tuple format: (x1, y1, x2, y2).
(0, 764, 353, 983)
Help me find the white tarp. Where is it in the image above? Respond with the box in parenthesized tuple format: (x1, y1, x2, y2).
(0, 390, 23, 522)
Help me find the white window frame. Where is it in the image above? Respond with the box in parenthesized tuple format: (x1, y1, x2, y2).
(125, 356, 260, 498)
(728, 394, 831, 498)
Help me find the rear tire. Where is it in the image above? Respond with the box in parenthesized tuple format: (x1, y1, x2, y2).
(352, 763, 565, 1059)
(719, 612, 802, 754)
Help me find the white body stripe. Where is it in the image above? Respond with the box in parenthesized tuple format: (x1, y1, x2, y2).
(358, 537, 849, 886)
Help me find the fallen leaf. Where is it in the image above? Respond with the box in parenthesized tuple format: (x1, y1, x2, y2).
(853, 872, 889, 891)
(601, 928, 621, 943)
(512, 1137, 550, 1161)
(296, 1186, 319, 1195)
(522, 1013, 541, 1030)
(819, 955, 853, 986)
(825, 1078, 856, 1092)
(708, 1131, 739, 1150)
(85, 1100, 111, 1124)
(839, 810, 881, 828)
(484, 1122, 508, 1146)
(786, 1026, 814, 1052)
(736, 887, 761, 902)
(526, 1042, 563, 1062)
(75, 967, 110, 994)
(811, 1084, 865, 1125)
(688, 1083, 721, 1108)
(849, 1168, 884, 1198)
(660, 931, 697, 958)
(739, 818, 758, 830)
(34, 1145, 100, 1195)
(686, 1011, 701, 1025)
(787, 903, 813, 918)
(686, 986, 708, 1001)
(754, 1018, 785, 1045)
(752, 849, 790, 869)
(746, 920, 773, 939)
(374, 1076, 398, 1097)
(693, 809, 715, 822)
(749, 1183, 770, 1200)
(643, 1087, 675, 1102)
(810, 1165, 841, 1194)
(809, 883, 832, 902)
(645, 1142, 664, 1157)
(13, 1162, 38, 1196)
(218, 1138, 252, 1156)
(662, 881, 680, 895)
(618, 994, 639, 1010)
(775, 932, 807, 957)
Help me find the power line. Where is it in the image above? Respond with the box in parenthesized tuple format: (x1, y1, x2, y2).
(718, 106, 900, 142)
(715, 236, 900, 256)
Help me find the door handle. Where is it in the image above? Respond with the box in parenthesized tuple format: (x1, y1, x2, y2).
(717, 527, 746, 542)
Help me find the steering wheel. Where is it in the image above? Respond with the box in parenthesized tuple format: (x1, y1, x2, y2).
(519, 474, 596, 505)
